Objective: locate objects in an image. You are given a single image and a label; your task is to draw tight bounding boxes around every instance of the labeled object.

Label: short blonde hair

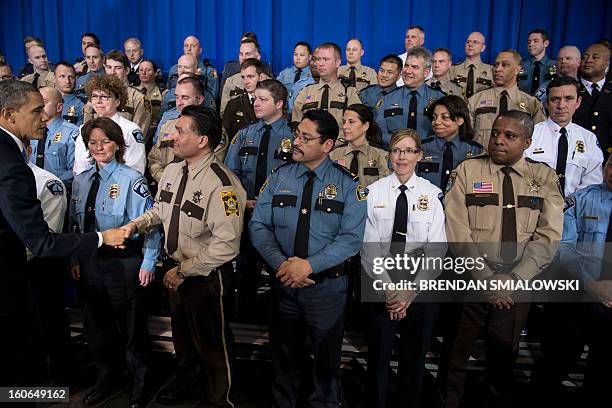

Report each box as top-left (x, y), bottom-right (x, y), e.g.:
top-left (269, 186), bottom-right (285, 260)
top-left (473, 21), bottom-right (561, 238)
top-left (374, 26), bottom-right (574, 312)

top-left (389, 128), bottom-right (422, 150)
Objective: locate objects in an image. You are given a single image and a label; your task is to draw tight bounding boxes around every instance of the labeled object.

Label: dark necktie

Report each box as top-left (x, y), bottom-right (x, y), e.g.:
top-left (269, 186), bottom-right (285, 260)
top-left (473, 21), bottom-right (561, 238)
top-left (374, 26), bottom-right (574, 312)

top-left (141, 86), bottom-right (147, 96)
top-left (607, 210), bottom-right (612, 243)
top-left (293, 68), bottom-right (302, 83)
top-left (440, 141), bottom-right (454, 190)
top-left (254, 124), bottom-right (272, 197)
top-left (499, 90), bottom-right (509, 114)
top-left (391, 185), bottom-right (409, 245)
top-left (32, 72), bottom-right (40, 88)
top-left (466, 64), bottom-right (475, 98)
top-left (36, 127), bottom-right (49, 168)
top-left (294, 171), bottom-right (316, 258)
top-left (167, 165), bottom-right (189, 255)
top-left (349, 66), bottom-right (357, 87)
top-left (250, 96), bottom-right (255, 105)
top-left (83, 172), bottom-right (101, 233)
top-left (320, 84), bottom-right (329, 110)
top-left (555, 127), bottom-right (568, 196)
top-left (431, 80), bottom-right (441, 89)
top-left (407, 90), bottom-right (418, 130)
top-left (501, 166), bottom-right (517, 261)
top-left (350, 150), bottom-right (360, 176)
top-left (531, 61), bottom-right (541, 94)
top-left (591, 83), bottom-right (600, 99)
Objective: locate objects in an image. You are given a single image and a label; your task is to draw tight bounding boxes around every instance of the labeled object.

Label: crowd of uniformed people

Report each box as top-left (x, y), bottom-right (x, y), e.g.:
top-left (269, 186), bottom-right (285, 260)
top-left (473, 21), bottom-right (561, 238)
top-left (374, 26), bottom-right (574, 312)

top-left (0, 25), bottom-right (611, 408)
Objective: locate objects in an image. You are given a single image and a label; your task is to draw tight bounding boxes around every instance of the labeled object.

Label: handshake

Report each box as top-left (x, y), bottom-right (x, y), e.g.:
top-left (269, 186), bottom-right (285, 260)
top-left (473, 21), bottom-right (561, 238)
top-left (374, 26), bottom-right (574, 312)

top-left (100, 222), bottom-right (138, 247)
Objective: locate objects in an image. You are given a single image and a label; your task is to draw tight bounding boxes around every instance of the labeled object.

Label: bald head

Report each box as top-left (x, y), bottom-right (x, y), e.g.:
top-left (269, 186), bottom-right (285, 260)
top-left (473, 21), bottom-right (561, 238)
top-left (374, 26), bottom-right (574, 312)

top-left (557, 46), bottom-right (581, 78)
top-left (27, 45), bottom-right (49, 71)
top-left (183, 36), bottom-right (202, 58)
top-left (581, 43), bottom-right (611, 81)
top-left (40, 86), bottom-right (63, 119)
top-left (177, 54), bottom-right (198, 76)
top-left (465, 32), bottom-right (486, 59)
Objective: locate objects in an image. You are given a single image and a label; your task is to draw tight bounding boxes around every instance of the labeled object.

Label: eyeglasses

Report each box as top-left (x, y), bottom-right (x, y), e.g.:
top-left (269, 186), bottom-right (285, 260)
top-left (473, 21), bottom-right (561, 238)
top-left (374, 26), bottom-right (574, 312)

top-left (390, 147), bottom-right (421, 156)
top-left (295, 134), bottom-right (322, 144)
top-left (90, 94), bottom-right (113, 101)
top-left (88, 139), bottom-right (114, 147)
top-left (466, 40), bottom-right (482, 46)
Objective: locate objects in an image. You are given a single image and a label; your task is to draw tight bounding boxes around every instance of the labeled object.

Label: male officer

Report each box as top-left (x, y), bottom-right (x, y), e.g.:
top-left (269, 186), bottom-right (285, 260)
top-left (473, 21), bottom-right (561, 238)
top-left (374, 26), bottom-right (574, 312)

top-left (397, 25), bottom-right (426, 86)
top-left (440, 110), bottom-right (564, 408)
top-left (573, 43), bottom-right (612, 160)
top-left (360, 55), bottom-right (402, 108)
top-left (250, 109), bottom-right (367, 407)
top-left (29, 87), bottom-right (77, 190)
top-left (124, 38), bottom-right (144, 87)
top-left (450, 32), bottom-right (494, 99)
top-left (535, 46), bottom-right (581, 102)
top-left (21, 45), bottom-right (55, 88)
top-left (277, 41), bottom-right (315, 116)
top-left (292, 42), bottom-right (361, 132)
top-left (74, 33), bottom-right (100, 75)
top-left (54, 62), bottom-right (85, 126)
top-left (428, 48), bottom-right (464, 96)
top-left (0, 62), bottom-right (14, 81)
top-left (518, 29), bottom-right (557, 95)
top-left (162, 54), bottom-right (216, 113)
top-left (338, 39), bottom-right (377, 92)
top-left (374, 47), bottom-right (444, 148)
top-left (525, 76), bottom-right (603, 196)
top-left (18, 36), bottom-right (43, 77)
top-left (220, 39), bottom-right (264, 115)
top-left (83, 50), bottom-right (152, 132)
top-left (123, 105), bottom-right (245, 408)
top-left (75, 44), bottom-right (104, 91)
top-left (468, 49), bottom-right (546, 147)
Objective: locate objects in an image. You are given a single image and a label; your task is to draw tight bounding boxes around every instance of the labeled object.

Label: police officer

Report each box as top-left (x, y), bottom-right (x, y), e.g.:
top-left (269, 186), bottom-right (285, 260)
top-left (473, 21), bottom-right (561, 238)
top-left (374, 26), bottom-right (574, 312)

top-left (397, 26), bottom-right (426, 86)
top-left (54, 62), bottom-right (85, 126)
top-left (427, 48), bottom-right (464, 97)
top-left (71, 117), bottom-right (161, 408)
top-left (525, 76), bottom-right (603, 196)
top-left (124, 37), bottom-right (144, 87)
top-left (277, 41), bottom-right (315, 116)
top-left (249, 109), bottom-right (367, 407)
top-left (222, 58), bottom-right (265, 137)
top-left (123, 105), bottom-right (245, 408)
top-left (0, 62), bottom-right (14, 81)
top-left (439, 111), bottom-right (564, 408)
top-left (518, 29), bottom-right (557, 95)
top-left (292, 42), bottom-right (361, 132)
top-left (375, 47), bottom-right (445, 148)
top-left (74, 33), bottom-right (100, 75)
top-left (75, 44), bottom-right (104, 91)
top-left (137, 59), bottom-right (163, 139)
top-left (338, 39), bottom-right (378, 92)
top-left (449, 32), bottom-right (493, 99)
top-left (29, 87), bottom-right (77, 190)
top-left (359, 55), bottom-right (402, 108)
top-left (162, 54), bottom-right (216, 113)
top-left (534, 46), bottom-right (581, 103)
top-left (20, 45), bottom-right (55, 88)
top-left (418, 95), bottom-right (483, 190)
top-left (468, 49), bottom-right (546, 148)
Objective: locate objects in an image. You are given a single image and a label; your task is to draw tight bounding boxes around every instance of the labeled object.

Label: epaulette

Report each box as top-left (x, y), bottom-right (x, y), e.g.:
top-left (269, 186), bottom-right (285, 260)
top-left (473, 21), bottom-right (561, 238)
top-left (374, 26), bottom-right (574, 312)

top-left (129, 85), bottom-right (145, 95)
top-left (466, 139), bottom-right (484, 149)
top-left (386, 86), bottom-right (403, 96)
top-left (421, 136), bottom-right (435, 144)
top-left (525, 157), bottom-right (553, 168)
top-left (360, 84), bottom-right (377, 92)
top-left (332, 141), bottom-right (349, 150)
top-left (271, 161), bottom-right (293, 174)
top-left (452, 60), bottom-right (465, 66)
top-left (332, 162), bottom-right (359, 182)
top-left (302, 83), bottom-right (317, 91)
top-left (467, 153), bottom-right (489, 160)
top-left (210, 163), bottom-right (231, 186)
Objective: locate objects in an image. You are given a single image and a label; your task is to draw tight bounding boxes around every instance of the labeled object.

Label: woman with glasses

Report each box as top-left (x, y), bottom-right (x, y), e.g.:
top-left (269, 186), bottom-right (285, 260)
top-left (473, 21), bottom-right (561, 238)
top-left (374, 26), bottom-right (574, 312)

top-left (330, 103), bottom-right (391, 186)
top-left (363, 128), bottom-right (446, 408)
top-left (73, 74), bottom-right (146, 175)
top-left (417, 95), bottom-right (483, 191)
top-left (71, 117), bottom-right (161, 408)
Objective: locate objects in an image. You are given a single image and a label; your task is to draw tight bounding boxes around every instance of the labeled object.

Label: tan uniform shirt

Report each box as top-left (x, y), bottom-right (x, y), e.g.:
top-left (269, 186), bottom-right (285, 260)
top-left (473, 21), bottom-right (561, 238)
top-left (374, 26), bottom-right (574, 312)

top-left (292, 79), bottom-right (361, 130)
top-left (220, 73), bottom-right (244, 117)
top-left (84, 84), bottom-right (152, 131)
top-left (338, 63), bottom-right (378, 92)
top-left (468, 85), bottom-right (546, 147)
top-left (21, 70), bottom-right (55, 88)
top-left (427, 75), bottom-right (464, 97)
top-left (141, 82), bottom-right (163, 127)
top-left (329, 142), bottom-right (391, 186)
top-left (133, 153), bottom-right (246, 278)
top-left (445, 155), bottom-right (563, 280)
top-left (449, 59), bottom-right (494, 95)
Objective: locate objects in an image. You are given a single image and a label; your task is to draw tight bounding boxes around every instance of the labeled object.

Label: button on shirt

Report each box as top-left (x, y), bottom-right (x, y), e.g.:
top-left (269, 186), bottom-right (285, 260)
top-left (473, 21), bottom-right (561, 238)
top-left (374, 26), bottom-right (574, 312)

top-left (524, 119), bottom-right (604, 196)
top-left (249, 158), bottom-right (367, 274)
top-left (277, 65), bottom-right (316, 115)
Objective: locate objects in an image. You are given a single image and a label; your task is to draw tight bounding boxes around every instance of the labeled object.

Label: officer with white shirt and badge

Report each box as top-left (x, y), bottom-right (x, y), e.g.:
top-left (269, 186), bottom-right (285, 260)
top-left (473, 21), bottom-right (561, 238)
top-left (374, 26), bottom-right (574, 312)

top-left (525, 76), bottom-right (603, 196)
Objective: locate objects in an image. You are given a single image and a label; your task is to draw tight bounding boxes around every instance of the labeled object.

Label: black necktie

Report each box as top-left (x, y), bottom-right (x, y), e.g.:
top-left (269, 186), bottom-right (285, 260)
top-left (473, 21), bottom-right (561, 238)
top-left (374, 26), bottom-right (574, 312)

top-left (350, 150), bottom-right (360, 176)
top-left (349, 66), bottom-right (357, 87)
top-left (32, 72), bottom-right (40, 89)
top-left (531, 61), bottom-right (541, 94)
top-left (391, 185), bottom-right (408, 244)
top-left (320, 84), bottom-right (329, 110)
top-left (556, 127), bottom-right (568, 196)
top-left (254, 124), bottom-right (271, 197)
top-left (294, 171), bottom-right (316, 258)
top-left (499, 90), bottom-right (509, 114)
top-left (293, 68), bottom-right (302, 83)
top-left (407, 90), bottom-right (418, 130)
top-left (440, 141), bottom-right (454, 190)
top-left (466, 64), bottom-right (475, 98)
top-left (83, 172), bottom-right (101, 233)
top-left (167, 165), bottom-right (189, 255)
top-left (591, 83), bottom-right (600, 99)
top-left (36, 128), bottom-right (49, 168)
top-left (250, 96), bottom-right (255, 105)
top-left (141, 87), bottom-right (147, 96)
top-left (501, 166), bottom-right (517, 261)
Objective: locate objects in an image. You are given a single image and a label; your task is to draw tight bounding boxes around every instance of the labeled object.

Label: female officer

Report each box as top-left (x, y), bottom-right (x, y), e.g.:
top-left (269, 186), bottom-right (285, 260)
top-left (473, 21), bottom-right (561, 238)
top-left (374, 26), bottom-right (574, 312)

top-left (417, 94), bottom-right (483, 191)
top-left (363, 129), bottom-right (446, 408)
top-left (330, 103), bottom-right (390, 186)
top-left (71, 117), bottom-right (161, 408)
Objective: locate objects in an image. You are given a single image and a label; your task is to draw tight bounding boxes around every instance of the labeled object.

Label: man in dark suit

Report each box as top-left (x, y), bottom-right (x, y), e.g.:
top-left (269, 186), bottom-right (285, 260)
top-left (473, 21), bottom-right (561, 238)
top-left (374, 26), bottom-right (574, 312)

top-left (0, 80), bottom-right (126, 385)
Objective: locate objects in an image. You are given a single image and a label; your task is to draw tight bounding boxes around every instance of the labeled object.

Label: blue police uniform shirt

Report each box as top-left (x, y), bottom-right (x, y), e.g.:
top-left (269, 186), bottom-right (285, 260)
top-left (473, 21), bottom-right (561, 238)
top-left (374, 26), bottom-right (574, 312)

top-left (374, 83), bottom-right (445, 148)
top-left (417, 134), bottom-right (483, 189)
top-left (249, 157), bottom-right (367, 274)
top-left (359, 84), bottom-right (397, 108)
top-left (518, 55), bottom-right (556, 94)
top-left (71, 160), bottom-right (162, 272)
top-left (224, 118), bottom-right (294, 199)
top-left (166, 62), bottom-right (219, 99)
top-left (61, 92), bottom-right (85, 126)
top-left (152, 108), bottom-right (179, 145)
top-left (277, 66), bottom-right (315, 115)
top-left (75, 68), bottom-right (104, 91)
top-left (29, 117), bottom-right (78, 188)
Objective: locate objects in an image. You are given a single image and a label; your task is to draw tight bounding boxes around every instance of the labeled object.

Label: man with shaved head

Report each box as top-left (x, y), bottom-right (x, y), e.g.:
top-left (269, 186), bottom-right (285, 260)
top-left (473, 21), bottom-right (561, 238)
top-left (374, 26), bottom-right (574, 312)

top-left (338, 38), bottom-right (377, 91)
top-left (21, 45), bottom-right (55, 88)
top-left (449, 31), bottom-right (494, 98)
top-left (161, 53), bottom-right (216, 113)
top-left (535, 45), bottom-right (582, 102)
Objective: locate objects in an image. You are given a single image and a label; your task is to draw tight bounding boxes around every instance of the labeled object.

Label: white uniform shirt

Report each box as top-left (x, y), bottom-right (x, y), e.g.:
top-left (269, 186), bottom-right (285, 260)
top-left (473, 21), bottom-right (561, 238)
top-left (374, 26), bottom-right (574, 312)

top-left (73, 113), bottom-right (146, 175)
top-left (525, 118), bottom-right (603, 196)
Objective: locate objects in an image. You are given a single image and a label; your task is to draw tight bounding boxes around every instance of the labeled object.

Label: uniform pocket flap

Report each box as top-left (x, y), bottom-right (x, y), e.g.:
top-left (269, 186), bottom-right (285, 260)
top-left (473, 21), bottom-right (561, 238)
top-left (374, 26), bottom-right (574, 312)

top-left (315, 199), bottom-right (344, 214)
top-left (517, 195), bottom-right (543, 210)
top-left (239, 146), bottom-right (258, 156)
top-left (302, 102), bottom-right (318, 110)
top-left (181, 200), bottom-right (204, 220)
top-left (272, 194), bottom-right (297, 208)
top-left (330, 101), bottom-right (346, 109)
top-left (474, 106), bottom-right (497, 115)
top-left (384, 108), bottom-right (404, 117)
top-left (363, 167), bottom-right (379, 176)
top-left (159, 189), bottom-right (173, 203)
top-left (466, 193), bottom-right (499, 207)
top-left (417, 162), bottom-right (440, 173)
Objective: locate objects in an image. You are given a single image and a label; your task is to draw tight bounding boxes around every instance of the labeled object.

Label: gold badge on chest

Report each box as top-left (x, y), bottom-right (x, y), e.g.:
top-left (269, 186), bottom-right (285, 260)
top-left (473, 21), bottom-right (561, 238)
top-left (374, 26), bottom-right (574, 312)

top-left (281, 138), bottom-right (292, 153)
top-left (109, 183), bottom-right (120, 199)
top-left (324, 184), bottom-right (337, 199)
top-left (528, 179), bottom-right (541, 193)
top-left (417, 194), bottom-right (429, 211)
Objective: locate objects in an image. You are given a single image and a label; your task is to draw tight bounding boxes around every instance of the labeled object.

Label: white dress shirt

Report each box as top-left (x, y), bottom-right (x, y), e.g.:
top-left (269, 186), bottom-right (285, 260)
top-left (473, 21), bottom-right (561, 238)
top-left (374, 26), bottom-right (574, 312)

top-left (580, 77), bottom-right (606, 95)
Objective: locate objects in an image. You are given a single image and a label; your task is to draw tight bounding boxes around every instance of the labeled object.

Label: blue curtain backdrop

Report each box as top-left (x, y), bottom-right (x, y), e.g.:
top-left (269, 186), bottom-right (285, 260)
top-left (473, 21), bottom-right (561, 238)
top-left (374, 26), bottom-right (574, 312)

top-left (1, 0), bottom-right (611, 75)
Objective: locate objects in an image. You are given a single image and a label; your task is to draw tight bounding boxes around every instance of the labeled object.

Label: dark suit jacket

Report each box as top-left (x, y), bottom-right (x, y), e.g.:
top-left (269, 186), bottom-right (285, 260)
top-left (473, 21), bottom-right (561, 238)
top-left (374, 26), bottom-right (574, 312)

top-left (222, 93), bottom-right (257, 139)
top-left (573, 79), bottom-right (612, 160)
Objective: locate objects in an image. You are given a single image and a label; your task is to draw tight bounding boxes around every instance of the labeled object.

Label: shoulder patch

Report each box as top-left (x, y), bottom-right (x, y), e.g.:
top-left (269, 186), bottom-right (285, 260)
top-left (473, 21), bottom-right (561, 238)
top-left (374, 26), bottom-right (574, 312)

top-left (332, 162), bottom-right (359, 182)
top-left (220, 190), bottom-right (240, 217)
top-left (210, 162), bottom-right (231, 186)
top-left (132, 129), bottom-right (144, 143)
top-left (445, 171), bottom-right (457, 193)
top-left (356, 184), bottom-right (368, 201)
top-left (563, 195), bottom-right (576, 212)
top-left (45, 179), bottom-right (65, 196)
top-left (132, 178), bottom-right (152, 199)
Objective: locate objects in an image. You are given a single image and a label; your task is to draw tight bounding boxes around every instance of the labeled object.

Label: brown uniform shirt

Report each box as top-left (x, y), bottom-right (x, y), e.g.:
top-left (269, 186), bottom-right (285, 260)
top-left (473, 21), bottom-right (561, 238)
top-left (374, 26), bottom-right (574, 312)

top-left (338, 64), bottom-right (378, 92)
top-left (84, 83), bottom-right (152, 131)
top-left (141, 83), bottom-right (163, 125)
top-left (220, 72), bottom-right (244, 117)
top-left (222, 93), bottom-right (257, 142)
top-left (449, 59), bottom-right (494, 95)
top-left (21, 70), bottom-right (55, 88)
top-left (329, 142), bottom-right (391, 186)
top-left (427, 75), bottom-right (464, 97)
top-left (133, 153), bottom-right (246, 278)
top-left (445, 155), bottom-right (563, 280)
top-left (468, 85), bottom-right (546, 147)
